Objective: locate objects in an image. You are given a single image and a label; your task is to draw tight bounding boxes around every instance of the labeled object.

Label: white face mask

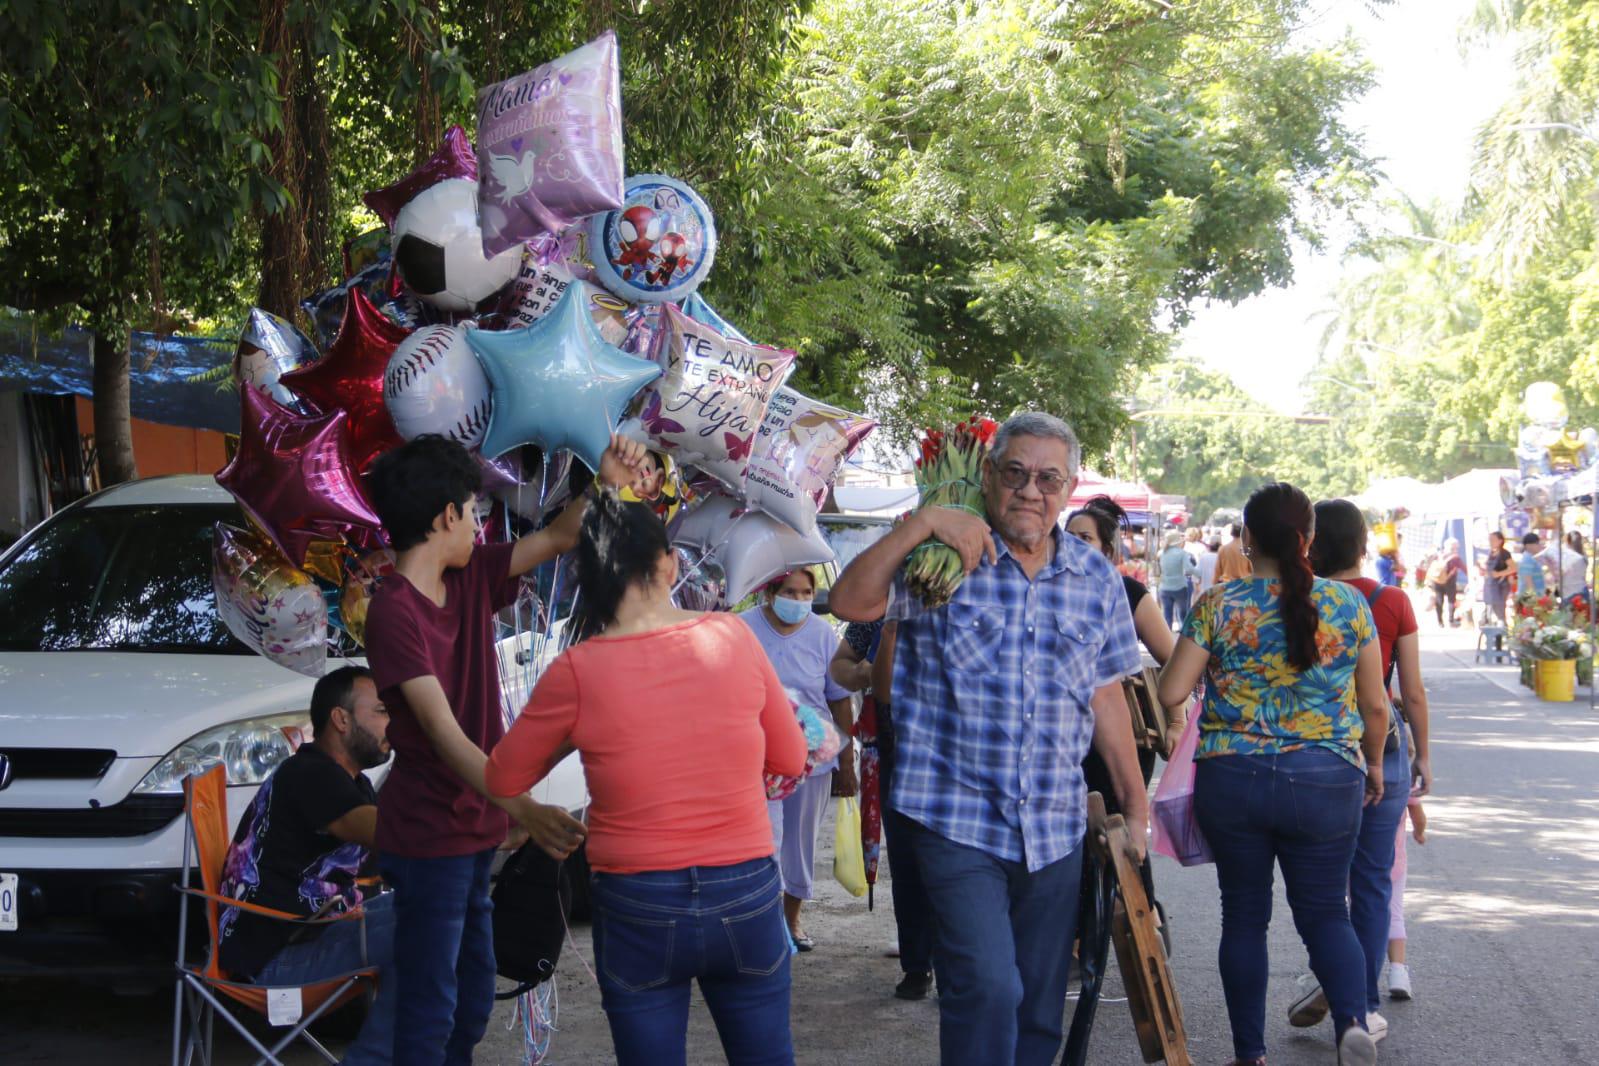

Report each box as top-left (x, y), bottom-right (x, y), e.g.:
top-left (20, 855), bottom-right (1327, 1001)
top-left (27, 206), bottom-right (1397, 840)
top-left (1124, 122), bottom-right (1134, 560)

top-left (771, 594), bottom-right (812, 625)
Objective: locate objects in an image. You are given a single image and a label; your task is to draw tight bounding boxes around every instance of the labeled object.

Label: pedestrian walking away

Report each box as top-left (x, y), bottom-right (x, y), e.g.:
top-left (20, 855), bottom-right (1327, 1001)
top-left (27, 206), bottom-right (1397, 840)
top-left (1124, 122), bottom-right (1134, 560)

top-left (830, 411), bottom-right (1148, 1066)
top-left (1284, 498), bottom-right (1435, 1045)
top-left (1157, 482), bottom-right (1391, 1066)
top-left (1159, 530), bottom-right (1201, 629)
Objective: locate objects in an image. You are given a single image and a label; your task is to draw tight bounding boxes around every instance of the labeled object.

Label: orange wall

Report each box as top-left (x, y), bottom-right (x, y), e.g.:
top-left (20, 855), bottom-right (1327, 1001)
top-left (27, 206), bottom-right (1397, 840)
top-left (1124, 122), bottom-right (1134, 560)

top-left (74, 396), bottom-right (229, 478)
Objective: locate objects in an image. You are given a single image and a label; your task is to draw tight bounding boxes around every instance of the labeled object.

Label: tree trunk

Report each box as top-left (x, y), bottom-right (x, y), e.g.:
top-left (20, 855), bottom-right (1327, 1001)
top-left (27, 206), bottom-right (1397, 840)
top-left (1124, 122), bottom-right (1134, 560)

top-left (256, 0), bottom-right (331, 317)
top-left (91, 329), bottom-right (137, 486)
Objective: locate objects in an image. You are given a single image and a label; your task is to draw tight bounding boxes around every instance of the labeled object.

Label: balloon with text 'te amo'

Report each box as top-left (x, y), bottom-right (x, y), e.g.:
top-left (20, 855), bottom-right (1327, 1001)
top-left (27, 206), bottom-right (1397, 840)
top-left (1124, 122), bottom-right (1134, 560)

top-left (217, 386), bottom-right (383, 567)
top-left (627, 303), bottom-right (794, 486)
top-left (587, 174), bottom-right (717, 305)
top-left (383, 324), bottom-right (493, 449)
top-left (212, 522), bottom-right (328, 677)
top-left (475, 31), bottom-right (626, 258)
top-left (467, 281), bottom-right (662, 472)
top-left (281, 287), bottom-right (411, 471)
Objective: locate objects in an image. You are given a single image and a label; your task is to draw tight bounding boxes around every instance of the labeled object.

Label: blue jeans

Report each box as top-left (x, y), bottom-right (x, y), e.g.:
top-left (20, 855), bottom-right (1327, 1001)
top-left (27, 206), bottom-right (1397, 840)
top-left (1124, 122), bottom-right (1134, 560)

top-left (1351, 728), bottom-right (1411, 1012)
top-left (907, 819), bottom-right (1082, 1066)
top-left (253, 892), bottom-right (395, 1065)
top-left (1195, 750), bottom-right (1367, 1060)
top-left (379, 849), bottom-right (497, 1066)
top-left (591, 857), bottom-right (794, 1066)
top-left (1160, 587), bottom-right (1190, 628)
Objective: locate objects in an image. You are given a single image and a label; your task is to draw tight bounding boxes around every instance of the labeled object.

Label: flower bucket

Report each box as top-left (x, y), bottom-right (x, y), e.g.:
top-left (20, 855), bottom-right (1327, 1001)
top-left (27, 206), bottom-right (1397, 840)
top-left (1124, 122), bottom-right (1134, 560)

top-left (1536, 659), bottom-right (1576, 702)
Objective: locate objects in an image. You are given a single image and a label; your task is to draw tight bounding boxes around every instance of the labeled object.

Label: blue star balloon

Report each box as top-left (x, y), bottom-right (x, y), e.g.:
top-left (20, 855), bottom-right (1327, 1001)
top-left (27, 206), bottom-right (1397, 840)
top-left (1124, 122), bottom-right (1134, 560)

top-left (468, 281), bottom-right (663, 470)
top-left (679, 292), bottom-right (750, 343)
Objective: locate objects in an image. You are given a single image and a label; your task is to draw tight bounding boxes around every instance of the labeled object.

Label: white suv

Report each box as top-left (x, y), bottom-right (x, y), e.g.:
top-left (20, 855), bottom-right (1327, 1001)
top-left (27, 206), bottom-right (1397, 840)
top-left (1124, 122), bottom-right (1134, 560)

top-left (0, 475), bottom-right (584, 980)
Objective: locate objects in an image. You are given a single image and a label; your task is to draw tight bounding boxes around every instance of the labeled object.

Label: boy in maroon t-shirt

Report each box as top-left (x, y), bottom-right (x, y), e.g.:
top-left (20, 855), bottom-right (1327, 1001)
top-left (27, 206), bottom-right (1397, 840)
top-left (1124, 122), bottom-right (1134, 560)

top-left (363, 433), bottom-right (644, 1066)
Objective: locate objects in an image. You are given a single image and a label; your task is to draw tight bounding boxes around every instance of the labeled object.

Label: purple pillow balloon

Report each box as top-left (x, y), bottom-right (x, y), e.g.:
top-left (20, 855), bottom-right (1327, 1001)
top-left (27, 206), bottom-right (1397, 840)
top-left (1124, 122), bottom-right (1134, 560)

top-left (475, 32), bottom-right (625, 258)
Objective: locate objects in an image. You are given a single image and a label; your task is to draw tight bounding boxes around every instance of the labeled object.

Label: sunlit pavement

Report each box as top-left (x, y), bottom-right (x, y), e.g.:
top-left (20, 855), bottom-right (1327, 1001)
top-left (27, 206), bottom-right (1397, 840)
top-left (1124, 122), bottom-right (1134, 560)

top-left (4, 624), bottom-right (1596, 1063)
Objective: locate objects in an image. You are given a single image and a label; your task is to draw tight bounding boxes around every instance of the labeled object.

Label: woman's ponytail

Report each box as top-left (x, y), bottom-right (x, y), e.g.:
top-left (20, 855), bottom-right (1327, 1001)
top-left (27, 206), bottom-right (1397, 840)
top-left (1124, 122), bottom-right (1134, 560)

top-left (1244, 482), bottom-right (1320, 671)
top-left (569, 488), bottom-right (671, 641)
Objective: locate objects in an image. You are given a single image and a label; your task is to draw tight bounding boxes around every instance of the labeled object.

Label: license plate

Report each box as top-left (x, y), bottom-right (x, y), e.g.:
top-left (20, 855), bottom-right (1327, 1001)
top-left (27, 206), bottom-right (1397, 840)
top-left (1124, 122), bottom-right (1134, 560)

top-left (0, 873), bottom-right (16, 932)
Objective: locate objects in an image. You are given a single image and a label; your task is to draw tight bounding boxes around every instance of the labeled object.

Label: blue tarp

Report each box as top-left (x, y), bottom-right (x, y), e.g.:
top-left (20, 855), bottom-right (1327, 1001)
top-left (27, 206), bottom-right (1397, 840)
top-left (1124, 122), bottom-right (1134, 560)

top-left (0, 321), bottom-right (238, 433)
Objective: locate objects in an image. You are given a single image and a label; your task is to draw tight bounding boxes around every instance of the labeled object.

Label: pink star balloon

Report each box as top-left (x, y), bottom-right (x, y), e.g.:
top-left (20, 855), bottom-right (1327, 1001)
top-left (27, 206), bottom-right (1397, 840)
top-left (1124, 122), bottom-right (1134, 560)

top-left (282, 287), bottom-right (412, 470)
top-left (363, 125), bottom-right (480, 228)
top-left (217, 385), bottom-right (382, 566)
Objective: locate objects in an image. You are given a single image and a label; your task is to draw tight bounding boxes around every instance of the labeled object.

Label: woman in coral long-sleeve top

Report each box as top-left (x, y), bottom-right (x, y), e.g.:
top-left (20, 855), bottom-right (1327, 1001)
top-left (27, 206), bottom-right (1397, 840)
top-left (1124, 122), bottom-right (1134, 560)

top-left (486, 491), bottom-right (806, 1066)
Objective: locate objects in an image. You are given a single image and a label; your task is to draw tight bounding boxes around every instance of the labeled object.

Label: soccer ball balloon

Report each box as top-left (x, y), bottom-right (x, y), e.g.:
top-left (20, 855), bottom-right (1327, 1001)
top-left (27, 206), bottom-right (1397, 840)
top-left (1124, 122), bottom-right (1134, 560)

top-left (392, 178), bottom-right (521, 312)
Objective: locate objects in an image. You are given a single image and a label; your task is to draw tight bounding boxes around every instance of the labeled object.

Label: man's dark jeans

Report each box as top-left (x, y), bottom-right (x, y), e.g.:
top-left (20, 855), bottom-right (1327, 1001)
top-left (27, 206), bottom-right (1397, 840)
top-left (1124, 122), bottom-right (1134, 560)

top-left (379, 848), bottom-right (497, 1066)
top-left (907, 819), bottom-right (1082, 1066)
top-left (1195, 750), bottom-right (1367, 1061)
top-left (590, 857), bottom-right (794, 1066)
top-left (878, 704), bottom-right (936, 976)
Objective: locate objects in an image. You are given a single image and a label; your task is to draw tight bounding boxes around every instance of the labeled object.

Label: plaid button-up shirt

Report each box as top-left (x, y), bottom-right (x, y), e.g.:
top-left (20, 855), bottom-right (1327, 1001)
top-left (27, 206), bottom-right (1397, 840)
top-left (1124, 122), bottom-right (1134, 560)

top-left (887, 530), bottom-right (1141, 871)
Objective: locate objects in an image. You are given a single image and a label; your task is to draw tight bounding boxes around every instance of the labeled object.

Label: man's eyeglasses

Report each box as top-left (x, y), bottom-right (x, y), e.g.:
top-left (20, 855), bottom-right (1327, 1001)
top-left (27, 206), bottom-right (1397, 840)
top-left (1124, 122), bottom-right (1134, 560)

top-left (994, 463), bottom-right (1068, 496)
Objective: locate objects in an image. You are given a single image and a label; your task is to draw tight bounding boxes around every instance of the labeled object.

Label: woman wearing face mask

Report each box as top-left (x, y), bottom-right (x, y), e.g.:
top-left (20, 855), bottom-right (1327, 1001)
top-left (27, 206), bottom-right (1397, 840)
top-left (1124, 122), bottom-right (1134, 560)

top-left (740, 569), bottom-right (855, 951)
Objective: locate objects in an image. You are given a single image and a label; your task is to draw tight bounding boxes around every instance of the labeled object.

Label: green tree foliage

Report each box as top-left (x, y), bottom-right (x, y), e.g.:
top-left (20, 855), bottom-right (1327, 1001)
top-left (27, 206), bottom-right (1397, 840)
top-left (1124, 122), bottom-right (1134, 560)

top-left (1, 0), bottom-right (1373, 484)
top-left (717, 0), bottom-right (1376, 451)
top-left (1110, 356), bottom-right (1360, 519)
top-left (1302, 0), bottom-right (1599, 495)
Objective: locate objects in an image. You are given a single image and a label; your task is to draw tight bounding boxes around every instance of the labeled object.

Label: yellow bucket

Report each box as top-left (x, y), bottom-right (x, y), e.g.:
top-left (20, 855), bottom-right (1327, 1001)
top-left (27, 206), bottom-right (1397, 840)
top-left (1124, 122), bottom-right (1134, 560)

top-left (1536, 659), bottom-right (1576, 702)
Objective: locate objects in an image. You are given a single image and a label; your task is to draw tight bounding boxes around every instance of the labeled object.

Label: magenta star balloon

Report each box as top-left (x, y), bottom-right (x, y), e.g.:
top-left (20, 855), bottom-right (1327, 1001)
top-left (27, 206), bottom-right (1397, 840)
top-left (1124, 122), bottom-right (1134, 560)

top-left (281, 287), bottom-right (412, 470)
top-left (217, 385), bottom-right (383, 566)
top-left (363, 124), bottom-right (480, 228)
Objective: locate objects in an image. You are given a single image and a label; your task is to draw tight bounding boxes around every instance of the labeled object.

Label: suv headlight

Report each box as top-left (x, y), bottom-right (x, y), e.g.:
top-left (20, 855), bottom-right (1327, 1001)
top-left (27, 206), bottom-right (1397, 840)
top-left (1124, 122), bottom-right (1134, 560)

top-left (133, 713), bottom-right (308, 794)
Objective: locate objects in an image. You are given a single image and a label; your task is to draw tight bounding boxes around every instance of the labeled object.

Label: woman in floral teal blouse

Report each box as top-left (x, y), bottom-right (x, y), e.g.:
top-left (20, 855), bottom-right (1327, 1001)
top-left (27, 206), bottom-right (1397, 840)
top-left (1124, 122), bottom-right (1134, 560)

top-left (1158, 483), bottom-right (1390, 1066)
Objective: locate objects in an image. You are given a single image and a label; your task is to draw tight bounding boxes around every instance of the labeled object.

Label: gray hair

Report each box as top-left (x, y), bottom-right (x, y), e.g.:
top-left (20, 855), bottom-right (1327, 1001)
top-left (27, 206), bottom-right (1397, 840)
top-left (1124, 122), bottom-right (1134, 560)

top-left (989, 412), bottom-right (1080, 478)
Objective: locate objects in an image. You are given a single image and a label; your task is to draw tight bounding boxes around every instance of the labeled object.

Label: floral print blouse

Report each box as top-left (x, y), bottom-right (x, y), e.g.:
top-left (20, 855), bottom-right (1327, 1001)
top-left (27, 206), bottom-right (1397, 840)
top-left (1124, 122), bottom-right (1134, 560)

top-left (1182, 576), bottom-right (1375, 768)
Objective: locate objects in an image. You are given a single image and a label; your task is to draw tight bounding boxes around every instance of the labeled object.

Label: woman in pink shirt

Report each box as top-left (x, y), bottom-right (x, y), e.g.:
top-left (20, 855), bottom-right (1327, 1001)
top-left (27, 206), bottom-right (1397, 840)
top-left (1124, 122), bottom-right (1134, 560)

top-left (486, 491), bottom-right (807, 1066)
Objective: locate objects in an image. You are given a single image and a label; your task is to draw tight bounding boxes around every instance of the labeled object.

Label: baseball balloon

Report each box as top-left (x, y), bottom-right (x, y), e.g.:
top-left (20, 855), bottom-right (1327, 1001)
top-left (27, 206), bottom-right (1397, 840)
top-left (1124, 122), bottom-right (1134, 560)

top-left (383, 325), bottom-right (493, 448)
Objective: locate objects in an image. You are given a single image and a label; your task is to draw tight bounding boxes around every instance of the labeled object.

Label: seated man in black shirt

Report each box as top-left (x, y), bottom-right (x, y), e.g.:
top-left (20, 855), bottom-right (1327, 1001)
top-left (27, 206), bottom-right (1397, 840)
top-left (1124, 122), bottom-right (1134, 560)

top-left (218, 665), bottom-right (395, 1064)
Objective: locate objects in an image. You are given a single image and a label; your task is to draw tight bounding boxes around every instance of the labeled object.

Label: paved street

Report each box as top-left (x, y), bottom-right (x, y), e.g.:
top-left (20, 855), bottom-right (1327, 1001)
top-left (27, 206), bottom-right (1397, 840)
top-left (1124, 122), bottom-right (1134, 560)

top-left (5, 627), bottom-right (1597, 1064)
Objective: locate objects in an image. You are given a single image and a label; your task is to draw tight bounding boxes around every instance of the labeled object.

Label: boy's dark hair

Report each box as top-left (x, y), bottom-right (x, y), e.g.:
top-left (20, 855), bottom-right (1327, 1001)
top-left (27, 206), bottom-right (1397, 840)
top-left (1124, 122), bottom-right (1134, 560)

top-left (1230, 523), bottom-right (1243, 538)
top-left (1523, 533), bottom-right (1541, 547)
top-left (311, 665), bottom-right (374, 734)
top-left (366, 435), bottom-right (482, 551)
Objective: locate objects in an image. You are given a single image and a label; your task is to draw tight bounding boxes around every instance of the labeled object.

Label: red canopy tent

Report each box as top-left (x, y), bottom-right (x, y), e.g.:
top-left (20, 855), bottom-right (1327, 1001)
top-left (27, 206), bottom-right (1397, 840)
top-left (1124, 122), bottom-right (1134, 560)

top-left (1068, 470), bottom-right (1157, 515)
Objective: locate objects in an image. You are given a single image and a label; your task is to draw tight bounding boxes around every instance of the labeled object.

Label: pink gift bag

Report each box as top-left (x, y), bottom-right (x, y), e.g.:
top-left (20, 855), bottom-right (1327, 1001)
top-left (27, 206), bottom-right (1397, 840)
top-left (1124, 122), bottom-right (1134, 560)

top-left (1151, 705), bottom-right (1213, 866)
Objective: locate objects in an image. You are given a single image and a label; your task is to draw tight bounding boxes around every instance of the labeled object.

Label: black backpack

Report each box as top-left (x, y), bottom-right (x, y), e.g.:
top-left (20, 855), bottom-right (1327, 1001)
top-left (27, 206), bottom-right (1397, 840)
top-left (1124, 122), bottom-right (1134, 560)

top-left (491, 842), bottom-right (572, 997)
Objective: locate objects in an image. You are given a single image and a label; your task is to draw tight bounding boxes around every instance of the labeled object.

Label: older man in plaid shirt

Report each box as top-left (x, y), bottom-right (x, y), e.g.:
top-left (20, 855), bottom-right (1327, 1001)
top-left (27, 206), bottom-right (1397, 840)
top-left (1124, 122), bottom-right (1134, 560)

top-left (832, 412), bottom-right (1148, 1066)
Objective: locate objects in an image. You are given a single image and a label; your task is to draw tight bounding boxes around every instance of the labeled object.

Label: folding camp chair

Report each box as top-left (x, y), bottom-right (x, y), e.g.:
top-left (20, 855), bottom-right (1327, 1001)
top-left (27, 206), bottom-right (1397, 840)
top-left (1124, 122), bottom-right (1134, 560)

top-left (171, 765), bottom-right (378, 1066)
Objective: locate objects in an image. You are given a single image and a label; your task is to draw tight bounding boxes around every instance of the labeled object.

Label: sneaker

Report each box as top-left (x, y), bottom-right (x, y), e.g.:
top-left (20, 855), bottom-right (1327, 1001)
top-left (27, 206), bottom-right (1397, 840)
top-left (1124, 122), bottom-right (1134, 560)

top-left (894, 971), bottom-right (933, 1001)
top-left (1337, 1025), bottom-right (1377, 1066)
top-left (1387, 963), bottom-right (1413, 1001)
top-left (1287, 975), bottom-right (1330, 1028)
top-left (1366, 1011), bottom-right (1388, 1042)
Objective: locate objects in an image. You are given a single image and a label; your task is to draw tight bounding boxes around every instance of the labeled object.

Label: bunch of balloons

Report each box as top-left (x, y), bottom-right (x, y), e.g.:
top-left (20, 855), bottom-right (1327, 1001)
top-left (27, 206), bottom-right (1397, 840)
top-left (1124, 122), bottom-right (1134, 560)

top-left (213, 30), bottom-right (877, 674)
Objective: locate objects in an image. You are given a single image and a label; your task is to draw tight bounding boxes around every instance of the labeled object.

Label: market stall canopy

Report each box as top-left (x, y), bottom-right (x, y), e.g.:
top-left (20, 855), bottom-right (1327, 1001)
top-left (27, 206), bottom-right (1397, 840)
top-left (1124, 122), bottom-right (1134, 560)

top-left (0, 319), bottom-right (237, 432)
top-left (1068, 470), bottom-right (1156, 512)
